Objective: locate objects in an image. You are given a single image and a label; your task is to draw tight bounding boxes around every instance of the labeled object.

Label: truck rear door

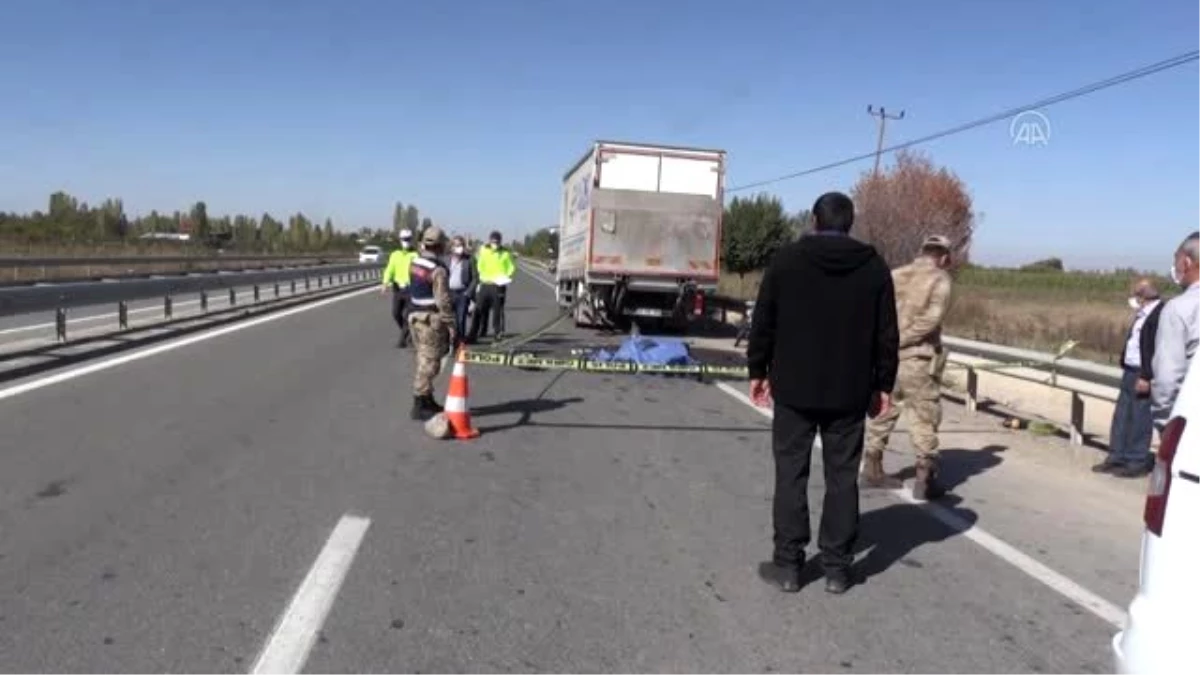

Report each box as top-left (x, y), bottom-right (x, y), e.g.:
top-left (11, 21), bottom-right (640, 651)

top-left (590, 144), bottom-right (723, 280)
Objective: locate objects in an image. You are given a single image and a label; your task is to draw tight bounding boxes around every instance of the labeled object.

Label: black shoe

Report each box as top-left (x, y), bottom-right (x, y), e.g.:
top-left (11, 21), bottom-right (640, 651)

top-left (410, 396), bottom-right (425, 421)
top-left (757, 562), bottom-right (802, 593)
top-left (1092, 460), bottom-right (1125, 474)
top-left (1114, 463), bottom-right (1152, 479)
top-left (824, 572), bottom-right (852, 595)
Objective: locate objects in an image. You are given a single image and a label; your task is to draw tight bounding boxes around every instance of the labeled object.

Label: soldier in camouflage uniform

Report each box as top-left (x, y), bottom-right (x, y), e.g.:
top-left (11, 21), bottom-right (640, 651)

top-left (406, 226), bottom-right (457, 421)
top-left (864, 234), bottom-right (954, 501)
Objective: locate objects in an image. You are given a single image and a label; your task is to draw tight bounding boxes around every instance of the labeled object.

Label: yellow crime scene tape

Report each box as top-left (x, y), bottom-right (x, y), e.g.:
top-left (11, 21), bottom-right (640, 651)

top-left (459, 349), bottom-right (752, 380)
top-left (464, 293), bottom-right (1080, 384)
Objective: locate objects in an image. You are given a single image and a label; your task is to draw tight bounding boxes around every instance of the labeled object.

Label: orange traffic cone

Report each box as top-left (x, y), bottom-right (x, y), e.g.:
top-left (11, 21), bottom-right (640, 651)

top-left (444, 348), bottom-right (481, 440)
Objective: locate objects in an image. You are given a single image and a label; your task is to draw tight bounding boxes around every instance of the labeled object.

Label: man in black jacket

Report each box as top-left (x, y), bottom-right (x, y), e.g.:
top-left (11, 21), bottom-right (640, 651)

top-left (1094, 278), bottom-right (1163, 477)
top-left (747, 191), bottom-right (899, 595)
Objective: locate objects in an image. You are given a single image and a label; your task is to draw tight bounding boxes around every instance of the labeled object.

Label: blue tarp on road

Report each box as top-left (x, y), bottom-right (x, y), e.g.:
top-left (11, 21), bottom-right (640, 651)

top-left (587, 336), bottom-right (698, 366)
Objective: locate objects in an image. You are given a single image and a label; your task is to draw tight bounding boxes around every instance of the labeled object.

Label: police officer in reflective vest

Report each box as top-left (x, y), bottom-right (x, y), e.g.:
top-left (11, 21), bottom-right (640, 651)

top-left (407, 226), bottom-right (456, 420)
top-left (381, 229), bottom-right (418, 347)
top-left (469, 230), bottom-right (517, 342)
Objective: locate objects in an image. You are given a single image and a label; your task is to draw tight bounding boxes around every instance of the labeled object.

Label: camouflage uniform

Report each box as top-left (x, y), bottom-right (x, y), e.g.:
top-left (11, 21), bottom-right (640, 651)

top-left (866, 251), bottom-right (953, 462)
top-left (407, 227), bottom-right (457, 419)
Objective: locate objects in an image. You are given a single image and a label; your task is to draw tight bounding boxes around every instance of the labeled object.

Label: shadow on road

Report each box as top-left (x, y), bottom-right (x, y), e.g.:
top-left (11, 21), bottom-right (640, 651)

top-left (472, 370), bottom-right (583, 433)
top-left (854, 499), bottom-right (980, 583)
top-left (892, 444), bottom-right (1006, 491)
top-left (472, 397), bottom-right (584, 419)
top-left (525, 421), bottom-right (768, 433)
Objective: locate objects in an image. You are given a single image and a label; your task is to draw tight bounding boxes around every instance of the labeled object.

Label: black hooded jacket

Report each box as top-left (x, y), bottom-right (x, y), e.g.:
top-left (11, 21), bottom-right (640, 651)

top-left (746, 233), bottom-right (899, 415)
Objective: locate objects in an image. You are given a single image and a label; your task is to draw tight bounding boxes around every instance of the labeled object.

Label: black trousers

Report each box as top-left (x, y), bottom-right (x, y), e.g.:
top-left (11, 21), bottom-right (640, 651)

top-left (772, 403), bottom-right (865, 573)
top-left (469, 283), bottom-right (506, 340)
top-left (391, 286), bottom-right (411, 344)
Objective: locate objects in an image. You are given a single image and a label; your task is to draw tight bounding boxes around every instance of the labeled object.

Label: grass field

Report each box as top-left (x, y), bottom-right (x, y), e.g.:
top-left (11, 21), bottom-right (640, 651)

top-left (718, 266), bottom-right (1174, 365)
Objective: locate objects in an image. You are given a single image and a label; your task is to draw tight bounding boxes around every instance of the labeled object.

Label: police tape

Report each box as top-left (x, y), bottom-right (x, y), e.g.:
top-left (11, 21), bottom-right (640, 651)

top-left (460, 349), bottom-right (752, 379)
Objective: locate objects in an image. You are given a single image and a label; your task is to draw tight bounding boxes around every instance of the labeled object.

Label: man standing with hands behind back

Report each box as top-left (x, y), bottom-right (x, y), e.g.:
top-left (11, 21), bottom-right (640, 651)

top-left (747, 191), bottom-right (899, 596)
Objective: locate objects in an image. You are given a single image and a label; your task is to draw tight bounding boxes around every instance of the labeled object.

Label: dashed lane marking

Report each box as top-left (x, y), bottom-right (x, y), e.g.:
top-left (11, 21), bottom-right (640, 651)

top-left (251, 513), bottom-right (371, 674)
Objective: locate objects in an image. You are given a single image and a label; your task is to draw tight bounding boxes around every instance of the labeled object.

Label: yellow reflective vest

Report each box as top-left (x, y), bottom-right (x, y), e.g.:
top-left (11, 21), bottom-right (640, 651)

top-left (476, 245), bottom-right (516, 284)
top-left (382, 249), bottom-right (418, 288)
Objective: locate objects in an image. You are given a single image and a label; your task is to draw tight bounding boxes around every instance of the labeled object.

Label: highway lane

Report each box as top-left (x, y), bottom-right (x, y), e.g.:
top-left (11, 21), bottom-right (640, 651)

top-left (0, 265), bottom-right (1136, 672)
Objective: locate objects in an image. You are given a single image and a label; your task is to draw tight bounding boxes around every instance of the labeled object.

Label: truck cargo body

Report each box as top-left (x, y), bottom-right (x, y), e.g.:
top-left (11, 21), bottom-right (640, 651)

top-left (555, 140), bottom-right (725, 331)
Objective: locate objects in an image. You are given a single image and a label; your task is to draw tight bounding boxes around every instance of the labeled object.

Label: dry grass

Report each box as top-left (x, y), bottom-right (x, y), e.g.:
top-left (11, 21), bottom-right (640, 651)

top-left (717, 267), bottom-right (1145, 364)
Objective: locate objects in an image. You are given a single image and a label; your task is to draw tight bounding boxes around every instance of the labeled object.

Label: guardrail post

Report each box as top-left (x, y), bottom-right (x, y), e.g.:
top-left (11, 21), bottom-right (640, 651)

top-left (229, 288), bottom-right (237, 306)
top-left (118, 301), bottom-right (129, 330)
top-left (305, 277), bottom-right (311, 291)
top-left (291, 279), bottom-right (297, 295)
top-left (318, 276), bottom-right (323, 289)
top-left (55, 308), bottom-right (67, 342)
top-left (164, 295), bottom-right (173, 319)
top-left (1070, 392), bottom-right (1085, 446)
top-left (274, 283), bottom-right (280, 298)
top-left (965, 367), bottom-right (979, 413)
top-left (253, 285), bottom-right (261, 302)
top-left (200, 291), bottom-right (208, 313)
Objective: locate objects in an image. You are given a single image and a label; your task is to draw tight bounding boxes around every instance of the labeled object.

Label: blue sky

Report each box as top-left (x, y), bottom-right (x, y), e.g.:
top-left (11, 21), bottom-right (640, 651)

top-left (0, 0), bottom-right (1196, 270)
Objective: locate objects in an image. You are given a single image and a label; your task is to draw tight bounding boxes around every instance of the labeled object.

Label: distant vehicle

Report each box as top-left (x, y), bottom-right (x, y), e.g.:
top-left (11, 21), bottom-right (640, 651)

top-left (554, 140), bottom-right (725, 334)
top-left (359, 246), bottom-right (383, 264)
top-left (1113, 355), bottom-right (1199, 673)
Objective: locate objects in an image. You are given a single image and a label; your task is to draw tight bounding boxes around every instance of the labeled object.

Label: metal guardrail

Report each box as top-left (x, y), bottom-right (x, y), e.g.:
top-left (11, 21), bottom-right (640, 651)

top-left (708, 293), bottom-right (1123, 447)
top-left (0, 263), bottom-right (379, 319)
top-left (0, 254), bottom-right (350, 268)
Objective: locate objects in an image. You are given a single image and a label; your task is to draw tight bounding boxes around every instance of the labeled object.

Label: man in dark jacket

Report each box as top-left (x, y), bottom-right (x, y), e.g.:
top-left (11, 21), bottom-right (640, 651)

top-left (1094, 278), bottom-right (1163, 477)
top-left (747, 191), bottom-right (899, 595)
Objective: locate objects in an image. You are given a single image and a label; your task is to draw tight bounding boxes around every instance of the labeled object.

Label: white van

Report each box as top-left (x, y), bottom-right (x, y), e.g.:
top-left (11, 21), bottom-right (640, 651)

top-left (1113, 355), bottom-right (1199, 673)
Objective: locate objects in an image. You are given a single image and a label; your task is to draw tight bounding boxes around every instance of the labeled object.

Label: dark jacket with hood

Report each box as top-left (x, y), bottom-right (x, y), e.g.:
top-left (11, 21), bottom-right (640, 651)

top-left (747, 233), bottom-right (899, 416)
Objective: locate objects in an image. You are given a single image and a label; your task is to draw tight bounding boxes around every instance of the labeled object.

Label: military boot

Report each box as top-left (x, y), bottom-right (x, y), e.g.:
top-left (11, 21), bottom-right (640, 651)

top-left (422, 394), bottom-right (444, 414)
top-left (912, 457), bottom-right (947, 501)
top-left (861, 453), bottom-right (902, 489)
top-left (410, 396), bottom-right (426, 421)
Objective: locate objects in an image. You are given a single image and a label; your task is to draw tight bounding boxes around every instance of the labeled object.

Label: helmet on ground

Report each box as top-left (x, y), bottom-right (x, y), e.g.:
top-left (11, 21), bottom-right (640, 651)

top-left (424, 412), bottom-right (450, 439)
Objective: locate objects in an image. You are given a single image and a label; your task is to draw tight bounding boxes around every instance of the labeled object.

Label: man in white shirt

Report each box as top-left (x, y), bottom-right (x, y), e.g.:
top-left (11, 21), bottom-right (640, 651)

top-left (1094, 278), bottom-right (1163, 477)
top-left (1151, 232), bottom-right (1200, 430)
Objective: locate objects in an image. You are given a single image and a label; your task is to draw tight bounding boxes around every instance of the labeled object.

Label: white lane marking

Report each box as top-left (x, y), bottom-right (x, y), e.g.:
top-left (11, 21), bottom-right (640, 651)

top-left (0, 286), bottom-right (376, 403)
top-left (518, 264), bottom-right (556, 290)
top-left (713, 380), bottom-right (1127, 629)
top-left (251, 513), bottom-right (371, 675)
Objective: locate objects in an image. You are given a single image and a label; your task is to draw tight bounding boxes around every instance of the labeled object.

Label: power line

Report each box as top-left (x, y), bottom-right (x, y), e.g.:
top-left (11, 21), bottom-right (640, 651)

top-left (728, 50), bottom-right (1200, 193)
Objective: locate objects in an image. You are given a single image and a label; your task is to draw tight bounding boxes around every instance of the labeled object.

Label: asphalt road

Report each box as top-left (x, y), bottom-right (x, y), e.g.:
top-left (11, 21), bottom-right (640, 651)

top-left (0, 264), bottom-right (1141, 673)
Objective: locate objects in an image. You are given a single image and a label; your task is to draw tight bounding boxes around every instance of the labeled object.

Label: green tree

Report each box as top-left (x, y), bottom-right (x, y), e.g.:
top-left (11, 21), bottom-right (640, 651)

top-left (721, 193), bottom-right (794, 281)
top-left (288, 213), bottom-right (312, 249)
top-left (403, 205), bottom-right (420, 234)
top-left (189, 201), bottom-right (210, 239)
top-left (393, 202), bottom-right (405, 234)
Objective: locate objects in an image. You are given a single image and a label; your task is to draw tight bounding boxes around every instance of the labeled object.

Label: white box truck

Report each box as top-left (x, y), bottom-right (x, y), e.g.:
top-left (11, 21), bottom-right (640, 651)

top-left (555, 140), bottom-right (725, 332)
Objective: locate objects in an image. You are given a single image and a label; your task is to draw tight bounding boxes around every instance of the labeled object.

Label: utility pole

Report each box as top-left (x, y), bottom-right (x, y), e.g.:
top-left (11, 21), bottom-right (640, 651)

top-left (867, 105), bottom-right (905, 177)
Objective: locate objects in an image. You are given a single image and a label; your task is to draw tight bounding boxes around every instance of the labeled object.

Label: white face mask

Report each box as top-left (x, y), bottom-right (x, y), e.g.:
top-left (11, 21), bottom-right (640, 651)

top-left (1170, 263), bottom-right (1182, 286)
top-left (400, 240), bottom-right (412, 250)
top-left (453, 246), bottom-right (465, 255)
top-left (1128, 296), bottom-right (1141, 310)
